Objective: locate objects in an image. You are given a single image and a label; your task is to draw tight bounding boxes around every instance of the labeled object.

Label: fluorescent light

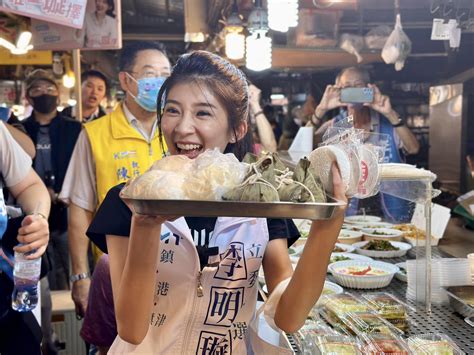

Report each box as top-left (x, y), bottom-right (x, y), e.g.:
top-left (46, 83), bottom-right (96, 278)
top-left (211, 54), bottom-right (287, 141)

top-left (225, 32), bottom-right (245, 60)
top-left (62, 72), bottom-right (75, 88)
top-left (67, 99), bottom-right (77, 106)
top-left (270, 94), bottom-right (285, 100)
top-left (268, 0), bottom-right (299, 33)
top-left (246, 32), bottom-right (272, 71)
top-left (16, 31), bottom-right (32, 49)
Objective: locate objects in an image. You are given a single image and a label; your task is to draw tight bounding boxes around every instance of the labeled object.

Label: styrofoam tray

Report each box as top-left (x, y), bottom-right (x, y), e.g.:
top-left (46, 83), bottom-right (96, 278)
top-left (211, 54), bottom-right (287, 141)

top-left (329, 260), bottom-right (399, 289)
top-left (352, 241), bottom-right (412, 258)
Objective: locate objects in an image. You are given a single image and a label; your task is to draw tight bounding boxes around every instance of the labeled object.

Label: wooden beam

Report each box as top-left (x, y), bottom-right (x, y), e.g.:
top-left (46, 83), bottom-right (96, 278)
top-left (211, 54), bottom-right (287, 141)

top-left (272, 47), bottom-right (382, 69)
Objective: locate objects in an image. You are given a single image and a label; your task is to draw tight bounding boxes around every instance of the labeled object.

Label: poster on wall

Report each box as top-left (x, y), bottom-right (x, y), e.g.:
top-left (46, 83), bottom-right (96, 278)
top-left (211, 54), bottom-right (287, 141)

top-left (31, 0), bottom-right (121, 50)
top-left (0, 0), bottom-right (87, 29)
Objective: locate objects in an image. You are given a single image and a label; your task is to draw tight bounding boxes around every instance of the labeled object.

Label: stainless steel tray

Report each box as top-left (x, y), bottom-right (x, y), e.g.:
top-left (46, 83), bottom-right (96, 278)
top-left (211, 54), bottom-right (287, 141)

top-left (446, 286), bottom-right (474, 320)
top-left (121, 197), bottom-right (345, 220)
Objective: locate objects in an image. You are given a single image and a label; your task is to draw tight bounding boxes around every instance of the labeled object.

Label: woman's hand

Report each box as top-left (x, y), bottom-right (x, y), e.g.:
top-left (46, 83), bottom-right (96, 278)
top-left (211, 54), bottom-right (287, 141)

top-left (14, 214), bottom-right (49, 259)
top-left (330, 162), bottom-right (348, 206)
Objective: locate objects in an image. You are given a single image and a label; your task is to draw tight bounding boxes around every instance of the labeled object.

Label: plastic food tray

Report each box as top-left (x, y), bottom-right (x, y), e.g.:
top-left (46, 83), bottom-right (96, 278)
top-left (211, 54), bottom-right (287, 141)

top-left (122, 197), bottom-right (346, 220)
top-left (445, 286), bottom-right (474, 319)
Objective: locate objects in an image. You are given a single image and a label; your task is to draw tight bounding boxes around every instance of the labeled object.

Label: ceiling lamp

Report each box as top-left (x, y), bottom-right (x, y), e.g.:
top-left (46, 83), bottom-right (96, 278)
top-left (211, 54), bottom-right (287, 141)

top-left (268, 0), bottom-right (299, 33)
top-left (224, 0), bottom-right (245, 60)
top-left (246, 2), bottom-right (272, 71)
top-left (0, 31), bottom-right (33, 55)
top-left (184, 0), bottom-right (208, 42)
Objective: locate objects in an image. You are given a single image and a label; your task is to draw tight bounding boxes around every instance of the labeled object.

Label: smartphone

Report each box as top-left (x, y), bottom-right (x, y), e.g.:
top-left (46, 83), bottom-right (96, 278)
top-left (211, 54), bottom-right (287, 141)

top-left (340, 87), bottom-right (374, 104)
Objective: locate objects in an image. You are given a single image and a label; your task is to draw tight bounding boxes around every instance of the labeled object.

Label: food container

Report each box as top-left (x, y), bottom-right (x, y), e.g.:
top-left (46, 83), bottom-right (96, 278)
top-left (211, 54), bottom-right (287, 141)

top-left (392, 224), bottom-right (440, 246)
top-left (330, 252), bottom-right (373, 266)
top-left (360, 333), bottom-right (411, 354)
top-left (329, 260), bottom-right (399, 289)
top-left (338, 230), bottom-right (364, 244)
top-left (341, 312), bottom-right (403, 336)
top-left (394, 262), bottom-right (407, 283)
top-left (352, 241), bottom-right (412, 258)
top-left (361, 293), bottom-right (409, 331)
top-left (407, 333), bottom-right (464, 354)
top-left (320, 293), bottom-right (373, 328)
top-left (345, 215), bottom-right (382, 224)
top-left (445, 286), bottom-right (474, 319)
top-left (361, 228), bottom-right (404, 242)
top-left (350, 222), bottom-right (395, 230)
top-left (315, 335), bottom-right (361, 354)
top-left (333, 243), bottom-right (356, 253)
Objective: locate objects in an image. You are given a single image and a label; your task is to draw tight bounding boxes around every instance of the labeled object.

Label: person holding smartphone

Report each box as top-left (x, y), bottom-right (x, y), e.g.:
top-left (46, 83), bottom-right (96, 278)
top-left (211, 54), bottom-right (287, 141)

top-left (310, 66), bottom-right (420, 222)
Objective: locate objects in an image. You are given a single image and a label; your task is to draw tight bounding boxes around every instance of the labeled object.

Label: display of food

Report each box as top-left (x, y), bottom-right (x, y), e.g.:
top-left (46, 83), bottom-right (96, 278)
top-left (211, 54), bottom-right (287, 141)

top-left (341, 312), bottom-right (403, 336)
top-left (350, 222), bottom-right (395, 230)
top-left (338, 230), bottom-right (363, 244)
top-left (361, 293), bottom-right (409, 331)
top-left (329, 260), bottom-right (399, 289)
top-left (330, 253), bottom-right (373, 266)
top-left (361, 228), bottom-right (404, 242)
top-left (321, 293), bottom-right (373, 317)
top-left (353, 241), bottom-right (412, 258)
top-left (360, 333), bottom-right (410, 355)
top-left (407, 333), bottom-right (464, 355)
top-left (122, 149), bottom-right (247, 200)
top-left (395, 262), bottom-right (407, 283)
top-left (379, 163), bottom-right (437, 181)
top-left (315, 335), bottom-right (361, 354)
top-left (299, 319), bottom-right (338, 338)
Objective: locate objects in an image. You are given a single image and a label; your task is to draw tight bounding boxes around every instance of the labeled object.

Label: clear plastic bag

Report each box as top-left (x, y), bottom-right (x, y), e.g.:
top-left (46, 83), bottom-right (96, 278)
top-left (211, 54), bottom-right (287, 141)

top-left (365, 25), bottom-right (392, 49)
top-left (339, 33), bottom-right (365, 63)
top-left (381, 14), bottom-right (412, 71)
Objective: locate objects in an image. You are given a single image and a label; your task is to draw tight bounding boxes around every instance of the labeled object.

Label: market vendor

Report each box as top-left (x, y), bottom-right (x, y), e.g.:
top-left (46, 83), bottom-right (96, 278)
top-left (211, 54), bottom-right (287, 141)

top-left (309, 67), bottom-right (420, 222)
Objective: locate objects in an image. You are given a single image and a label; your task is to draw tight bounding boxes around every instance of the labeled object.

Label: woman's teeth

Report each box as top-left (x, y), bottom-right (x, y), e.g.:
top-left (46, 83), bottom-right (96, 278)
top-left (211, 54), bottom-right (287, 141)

top-left (176, 143), bottom-right (202, 151)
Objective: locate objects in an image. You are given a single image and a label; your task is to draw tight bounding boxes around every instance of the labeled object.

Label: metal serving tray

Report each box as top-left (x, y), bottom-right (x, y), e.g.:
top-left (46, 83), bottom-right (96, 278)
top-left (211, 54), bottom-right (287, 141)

top-left (446, 286), bottom-right (474, 321)
top-left (121, 197), bottom-right (346, 220)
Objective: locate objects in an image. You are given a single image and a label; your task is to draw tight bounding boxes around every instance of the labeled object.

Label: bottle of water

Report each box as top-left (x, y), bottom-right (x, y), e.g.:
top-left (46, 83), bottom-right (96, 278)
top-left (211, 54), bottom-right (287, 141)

top-left (11, 249), bottom-right (41, 312)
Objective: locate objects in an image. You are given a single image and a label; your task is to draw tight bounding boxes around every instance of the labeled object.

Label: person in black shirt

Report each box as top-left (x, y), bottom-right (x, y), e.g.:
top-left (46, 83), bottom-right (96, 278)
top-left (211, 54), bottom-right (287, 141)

top-left (86, 51), bottom-right (347, 352)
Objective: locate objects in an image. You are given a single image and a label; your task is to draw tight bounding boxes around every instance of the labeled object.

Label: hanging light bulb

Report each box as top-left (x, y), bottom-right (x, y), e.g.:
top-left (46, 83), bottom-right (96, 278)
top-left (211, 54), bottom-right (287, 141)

top-left (268, 0), bottom-right (299, 33)
top-left (62, 71), bottom-right (75, 88)
top-left (246, 31), bottom-right (272, 71)
top-left (224, 0), bottom-right (245, 60)
top-left (225, 32), bottom-right (245, 60)
top-left (246, 1), bottom-right (272, 71)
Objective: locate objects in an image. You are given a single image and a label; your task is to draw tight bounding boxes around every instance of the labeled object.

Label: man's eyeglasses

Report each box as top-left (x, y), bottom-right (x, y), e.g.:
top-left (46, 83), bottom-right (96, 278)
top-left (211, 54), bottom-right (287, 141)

top-left (28, 84), bottom-right (59, 97)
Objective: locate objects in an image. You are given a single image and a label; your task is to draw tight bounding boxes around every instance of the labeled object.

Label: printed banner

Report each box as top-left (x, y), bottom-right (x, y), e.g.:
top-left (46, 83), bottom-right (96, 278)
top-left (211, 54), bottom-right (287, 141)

top-left (0, 0), bottom-right (87, 29)
top-left (31, 0), bottom-right (121, 50)
top-left (0, 49), bottom-right (52, 64)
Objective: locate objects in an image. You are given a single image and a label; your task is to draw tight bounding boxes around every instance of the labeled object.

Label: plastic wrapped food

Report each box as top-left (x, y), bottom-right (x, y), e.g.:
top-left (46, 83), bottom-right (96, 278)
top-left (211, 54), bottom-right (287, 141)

top-left (278, 158), bottom-right (326, 203)
top-left (341, 312), bottom-right (403, 336)
top-left (407, 333), bottom-right (464, 355)
top-left (320, 293), bottom-right (373, 329)
top-left (361, 293), bottom-right (408, 331)
top-left (360, 333), bottom-right (410, 354)
top-left (316, 335), bottom-right (361, 354)
top-left (122, 149), bottom-right (247, 201)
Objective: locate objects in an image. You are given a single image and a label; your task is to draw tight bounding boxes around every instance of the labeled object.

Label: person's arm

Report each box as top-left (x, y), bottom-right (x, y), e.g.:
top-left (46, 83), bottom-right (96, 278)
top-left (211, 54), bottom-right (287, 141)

top-left (367, 84), bottom-right (420, 155)
top-left (69, 203), bottom-right (93, 316)
top-left (107, 215), bottom-right (165, 345)
top-left (5, 123), bottom-right (36, 159)
top-left (266, 164), bottom-right (346, 333)
top-left (249, 85), bottom-right (277, 153)
top-left (60, 130), bottom-right (98, 317)
top-left (9, 169), bottom-right (51, 259)
top-left (312, 85), bottom-right (343, 127)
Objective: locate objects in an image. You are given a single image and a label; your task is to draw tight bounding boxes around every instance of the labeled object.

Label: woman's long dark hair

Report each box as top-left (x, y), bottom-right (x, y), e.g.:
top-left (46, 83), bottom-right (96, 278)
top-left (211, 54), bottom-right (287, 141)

top-left (156, 51), bottom-right (253, 161)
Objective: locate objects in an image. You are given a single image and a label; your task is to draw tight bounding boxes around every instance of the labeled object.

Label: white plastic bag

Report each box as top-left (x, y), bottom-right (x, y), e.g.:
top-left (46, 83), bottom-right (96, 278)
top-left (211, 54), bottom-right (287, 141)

top-left (339, 33), bottom-right (364, 63)
top-left (381, 14), bottom-right (412, 71)
top-left (365, 25), bottom-right (392, 49)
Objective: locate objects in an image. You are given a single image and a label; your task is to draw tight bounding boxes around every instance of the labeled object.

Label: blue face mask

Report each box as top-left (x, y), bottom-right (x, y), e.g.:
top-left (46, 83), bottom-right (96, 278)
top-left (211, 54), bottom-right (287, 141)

top-left (128, 74), bottom-right (166, 112)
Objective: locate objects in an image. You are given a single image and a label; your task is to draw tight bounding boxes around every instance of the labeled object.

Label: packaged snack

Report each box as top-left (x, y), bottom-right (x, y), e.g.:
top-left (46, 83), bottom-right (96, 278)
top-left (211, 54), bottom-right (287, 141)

top-left (360, 333), bottom-right (410, 354)
top-left (407, 333), bottom-right (464, 355)
top-left (362, 293), bottom-right (408, 331)
top-left (341, 312), bottom-right (403, 336)
top-left (316, 335), bottom-right (361, 354)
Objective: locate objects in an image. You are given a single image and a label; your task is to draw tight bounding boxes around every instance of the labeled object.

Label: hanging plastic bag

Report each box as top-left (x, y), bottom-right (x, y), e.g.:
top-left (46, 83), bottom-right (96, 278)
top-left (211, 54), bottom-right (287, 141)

top-left (365, 25), bottom-right (392, 49)
top-left (339, 33), bottom-right (364, 63)
top-left (381, 14), bottom-right (412, 71)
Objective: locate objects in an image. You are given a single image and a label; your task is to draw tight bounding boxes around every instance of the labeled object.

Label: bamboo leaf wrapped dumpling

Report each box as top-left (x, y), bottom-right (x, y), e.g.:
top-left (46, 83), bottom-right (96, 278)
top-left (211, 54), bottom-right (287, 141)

top-left (222, 153), bottom-right (280, 202)
top-left (277, 158), bottom-right (326, 203)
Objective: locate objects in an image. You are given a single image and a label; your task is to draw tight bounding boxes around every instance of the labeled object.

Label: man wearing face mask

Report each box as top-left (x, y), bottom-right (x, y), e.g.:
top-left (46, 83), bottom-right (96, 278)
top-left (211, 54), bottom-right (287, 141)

top-left (59, 41), bottom-right (169, 351)
top-left (310, 66), bottom-right (420, 222)
top-left (21, 70), bottom-right (82, 291)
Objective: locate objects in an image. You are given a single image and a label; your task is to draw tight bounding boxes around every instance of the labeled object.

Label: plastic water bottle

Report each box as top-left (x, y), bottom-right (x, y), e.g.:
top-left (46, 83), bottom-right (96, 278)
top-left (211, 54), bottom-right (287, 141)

top-left (11, 249), bottom-right (41, 312)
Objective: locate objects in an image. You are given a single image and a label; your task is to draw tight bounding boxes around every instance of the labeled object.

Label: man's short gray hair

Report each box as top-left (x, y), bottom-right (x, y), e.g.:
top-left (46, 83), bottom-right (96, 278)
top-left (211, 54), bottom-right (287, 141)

top-left (337, 66), bottom-right (371, 85)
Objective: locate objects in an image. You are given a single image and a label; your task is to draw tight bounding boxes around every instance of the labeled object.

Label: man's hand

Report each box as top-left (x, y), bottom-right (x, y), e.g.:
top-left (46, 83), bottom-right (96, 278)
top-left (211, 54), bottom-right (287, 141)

top-left (366, 84), bottom-right (397, 121)
top-left (248, 84), bottom-right (262, 112)
top-left (315, 85), bottom-right (342, 118)
top-left (72, 278), bottom-right (91, 319)
top-left (14, 214), bottom-right (49, 259)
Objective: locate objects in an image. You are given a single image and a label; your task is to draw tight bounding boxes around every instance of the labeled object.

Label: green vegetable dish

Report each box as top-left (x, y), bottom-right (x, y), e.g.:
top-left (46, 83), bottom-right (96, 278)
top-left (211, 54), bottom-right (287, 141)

top-left (362, 240), bottom-right (399, 251)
